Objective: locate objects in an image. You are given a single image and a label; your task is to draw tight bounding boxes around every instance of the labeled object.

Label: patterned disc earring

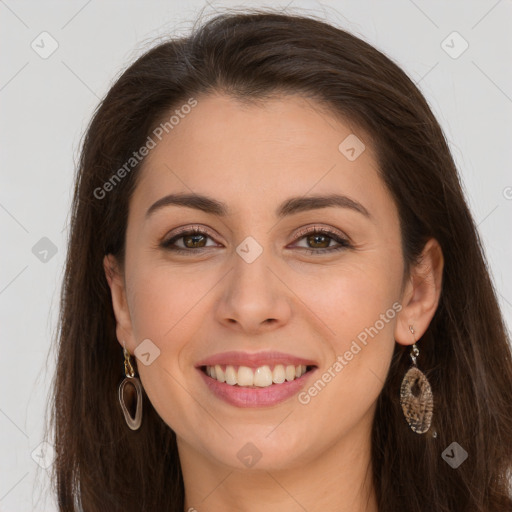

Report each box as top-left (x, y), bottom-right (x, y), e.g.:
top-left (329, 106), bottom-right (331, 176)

top-left (399, 325), bottom-right (434, 435)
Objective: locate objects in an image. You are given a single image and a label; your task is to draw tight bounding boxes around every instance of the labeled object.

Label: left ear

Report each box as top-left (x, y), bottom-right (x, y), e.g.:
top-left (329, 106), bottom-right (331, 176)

top-left (394, 237), bottom-right (444, 346)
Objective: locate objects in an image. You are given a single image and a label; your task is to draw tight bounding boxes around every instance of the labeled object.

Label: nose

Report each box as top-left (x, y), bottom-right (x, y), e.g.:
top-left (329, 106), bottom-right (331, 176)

top-left (214, 247), bottom-right (292, 335)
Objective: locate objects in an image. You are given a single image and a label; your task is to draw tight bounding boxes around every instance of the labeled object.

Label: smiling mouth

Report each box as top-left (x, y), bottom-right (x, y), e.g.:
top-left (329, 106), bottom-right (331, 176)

top-left (200, 364), bottom-right (317, 388)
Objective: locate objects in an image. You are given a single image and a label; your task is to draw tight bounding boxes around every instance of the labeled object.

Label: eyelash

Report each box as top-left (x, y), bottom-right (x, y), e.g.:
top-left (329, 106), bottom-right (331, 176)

top-left (160, 225), bottom-right (352, 255)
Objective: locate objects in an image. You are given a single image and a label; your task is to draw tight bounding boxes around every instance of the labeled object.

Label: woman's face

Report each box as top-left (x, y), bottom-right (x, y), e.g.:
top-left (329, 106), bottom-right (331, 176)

top-left (106, 92), bottom-right (416, 472)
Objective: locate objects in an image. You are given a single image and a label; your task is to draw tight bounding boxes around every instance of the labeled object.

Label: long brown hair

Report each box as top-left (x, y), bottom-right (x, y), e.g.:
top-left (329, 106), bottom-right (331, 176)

top-left (44, 7), bottom-right (512, 511)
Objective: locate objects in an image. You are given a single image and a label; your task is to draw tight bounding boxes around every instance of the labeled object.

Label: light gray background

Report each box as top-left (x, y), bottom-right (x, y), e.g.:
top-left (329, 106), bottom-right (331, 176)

top-left (1, 0), bottom-right (511, 510)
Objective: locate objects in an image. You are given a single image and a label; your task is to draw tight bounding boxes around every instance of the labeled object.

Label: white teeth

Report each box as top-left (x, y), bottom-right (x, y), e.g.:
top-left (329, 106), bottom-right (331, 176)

top-left (205, 364), bottom-right (309, 387)
top-left (225, 365), bottom-right (237, 385)
top-left (237, 366), bottom-right (254, 386)
top-left (285, 365), bottom-right (296, 381)
top-left (272, 364), bottom-right (286, 384)
top-left (253, 365), bottom-right (272, 387)
top-left (215, 364), bottom-right (225, 383)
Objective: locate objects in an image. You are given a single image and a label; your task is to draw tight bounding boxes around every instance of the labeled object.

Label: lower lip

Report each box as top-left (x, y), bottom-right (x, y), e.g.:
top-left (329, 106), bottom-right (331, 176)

top-left (197, 367), bottom-right (317, 408)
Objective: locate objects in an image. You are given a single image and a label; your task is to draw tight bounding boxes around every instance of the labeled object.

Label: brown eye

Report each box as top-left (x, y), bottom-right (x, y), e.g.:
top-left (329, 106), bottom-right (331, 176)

top-left (292, 227), bottom-right (352, 255)
top-left (182, 233), bottom-right (207, 248)
top-left (161, 228), bottom-right (217, 253)
top-left (305, 233), bottom-right (332, 249)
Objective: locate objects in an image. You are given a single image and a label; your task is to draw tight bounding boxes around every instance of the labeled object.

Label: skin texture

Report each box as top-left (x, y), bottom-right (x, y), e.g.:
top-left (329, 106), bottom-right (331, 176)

top-left (104, 93), bottom-right (444, 512)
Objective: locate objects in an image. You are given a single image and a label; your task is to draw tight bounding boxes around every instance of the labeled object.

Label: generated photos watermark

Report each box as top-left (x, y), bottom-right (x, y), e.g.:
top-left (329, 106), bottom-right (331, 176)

top-left (298, 301), bottom-right (403, 404)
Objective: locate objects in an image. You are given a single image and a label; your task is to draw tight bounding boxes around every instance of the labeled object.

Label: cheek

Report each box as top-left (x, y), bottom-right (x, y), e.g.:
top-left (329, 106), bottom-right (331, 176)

top-left (297, 282), bottom-right (396, 436)
top-left (126, 261), bottom-right (205, 341)
top-left (124, 267), bottom-right (207, 428)
top-left (313, 258), bottom-right (400, 340)
top-left (304, 258), bottom-right (400, 397)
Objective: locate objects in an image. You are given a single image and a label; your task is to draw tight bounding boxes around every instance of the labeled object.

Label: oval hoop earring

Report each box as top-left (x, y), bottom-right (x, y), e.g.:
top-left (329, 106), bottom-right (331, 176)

top-left (118, 345), bottom-right (143, 431)
top-left (399, 325), bottom-right (435, 435)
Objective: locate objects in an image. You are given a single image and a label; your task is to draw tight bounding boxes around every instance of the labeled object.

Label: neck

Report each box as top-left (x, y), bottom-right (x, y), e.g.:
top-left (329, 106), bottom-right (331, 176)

top-left (178, 409), bottom-right (378, 512)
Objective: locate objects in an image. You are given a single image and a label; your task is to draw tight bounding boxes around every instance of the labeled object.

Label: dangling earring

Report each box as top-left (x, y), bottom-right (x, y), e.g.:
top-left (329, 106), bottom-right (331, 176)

top-left (399, 325), bottom-right (434, 435)
top-left (118, 343), bottom-right (143, 430)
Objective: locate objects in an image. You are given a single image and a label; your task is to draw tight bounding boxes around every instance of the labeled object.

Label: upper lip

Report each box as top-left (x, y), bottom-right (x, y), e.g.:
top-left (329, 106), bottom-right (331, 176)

top-left (195, 351), bottom-right (318, 369)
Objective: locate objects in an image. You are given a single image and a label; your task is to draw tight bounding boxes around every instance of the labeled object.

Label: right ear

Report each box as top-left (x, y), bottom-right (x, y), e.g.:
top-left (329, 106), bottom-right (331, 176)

top-left (103, 254), bottom-right (135, 351)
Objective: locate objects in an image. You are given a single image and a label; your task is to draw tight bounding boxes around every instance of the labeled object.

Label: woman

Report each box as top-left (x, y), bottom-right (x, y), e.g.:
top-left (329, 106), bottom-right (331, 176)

top-left (45, 8), bottom-right (512, 512)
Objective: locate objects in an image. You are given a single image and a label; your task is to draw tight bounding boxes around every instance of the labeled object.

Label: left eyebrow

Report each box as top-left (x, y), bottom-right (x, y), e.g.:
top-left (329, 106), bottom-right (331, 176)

top-left (145, 192), bottom-right (373, 221)
top-left (277, 193), bottom-right (372, 220)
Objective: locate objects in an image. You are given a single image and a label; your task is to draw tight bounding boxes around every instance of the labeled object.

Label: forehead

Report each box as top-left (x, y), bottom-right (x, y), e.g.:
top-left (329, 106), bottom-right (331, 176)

top-left (130, 93), bottom-right (394, 224)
